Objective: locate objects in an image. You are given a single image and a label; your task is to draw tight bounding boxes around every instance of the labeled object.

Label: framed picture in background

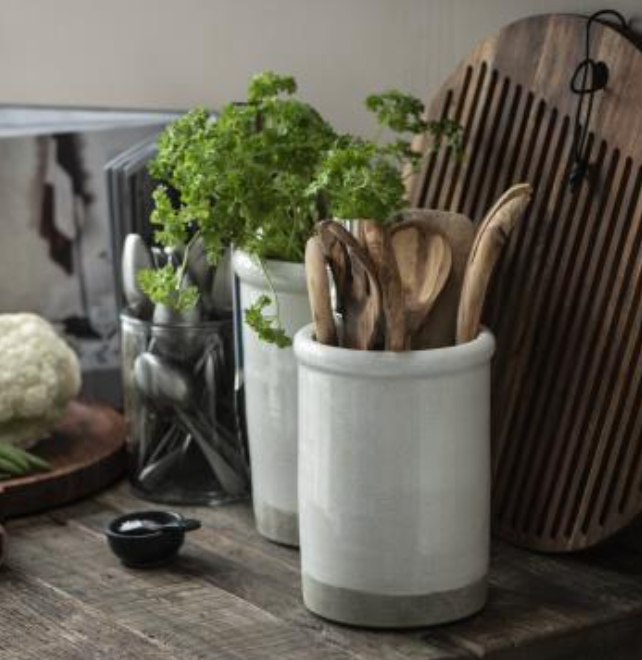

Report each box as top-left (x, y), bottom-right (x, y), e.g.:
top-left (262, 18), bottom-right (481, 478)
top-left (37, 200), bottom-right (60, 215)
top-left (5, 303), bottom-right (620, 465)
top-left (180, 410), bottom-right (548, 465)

top-left (0, 108), bottom-right (174, 404)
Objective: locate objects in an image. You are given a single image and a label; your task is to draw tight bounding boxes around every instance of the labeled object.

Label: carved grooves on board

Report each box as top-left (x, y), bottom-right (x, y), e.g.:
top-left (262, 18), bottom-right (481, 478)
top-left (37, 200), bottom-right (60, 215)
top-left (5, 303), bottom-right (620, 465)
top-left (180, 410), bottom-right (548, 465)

top-left (417, 58), bottom-right (642, 550)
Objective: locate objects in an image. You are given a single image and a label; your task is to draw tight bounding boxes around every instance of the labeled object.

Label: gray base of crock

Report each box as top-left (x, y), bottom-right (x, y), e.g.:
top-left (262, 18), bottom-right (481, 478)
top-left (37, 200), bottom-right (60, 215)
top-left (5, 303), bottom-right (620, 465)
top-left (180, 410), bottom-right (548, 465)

top-left (302, 574), bottom-right (487, 628)
top-left (254, 500), bottom-right (299, 547)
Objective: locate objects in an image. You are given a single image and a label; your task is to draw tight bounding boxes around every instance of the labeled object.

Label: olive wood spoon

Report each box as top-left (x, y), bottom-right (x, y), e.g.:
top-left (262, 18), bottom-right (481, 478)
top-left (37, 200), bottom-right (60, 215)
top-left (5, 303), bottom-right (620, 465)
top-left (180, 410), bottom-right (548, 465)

top-left (359, 220), bottom-right (406, 351)
top-left (343, 243), bottom-right (383, 350)
top-left (456, 183), bottom-right (532, 344)
top-left (315, 220), bottom-right (382, 349)
top-left (393, 211), bottom-right (475, 349)
top-left (390, 226), bottom-right (453, 347)
top-left (316, 219), bottom-right (359, 314)
top-left (305, 236), bottom-right (338, 345)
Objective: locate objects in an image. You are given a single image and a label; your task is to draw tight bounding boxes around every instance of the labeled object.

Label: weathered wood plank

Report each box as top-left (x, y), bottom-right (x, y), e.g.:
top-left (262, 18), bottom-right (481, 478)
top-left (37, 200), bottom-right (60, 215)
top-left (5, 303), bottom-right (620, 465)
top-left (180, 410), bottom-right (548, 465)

top-left (56, 494), bottom-right (466, 660)
top-left (45, 485), bottom-right (642, 659)
top-left (5, 484), bottom-right (642, 659)
top-left (424, 539), bottom-right (642, 658)
top-left (103, 488), bottom-right (642, 657)
top-left (4, 514), bottom-right (357, 660)
top-left (0, 567), bottom-right (181, 660)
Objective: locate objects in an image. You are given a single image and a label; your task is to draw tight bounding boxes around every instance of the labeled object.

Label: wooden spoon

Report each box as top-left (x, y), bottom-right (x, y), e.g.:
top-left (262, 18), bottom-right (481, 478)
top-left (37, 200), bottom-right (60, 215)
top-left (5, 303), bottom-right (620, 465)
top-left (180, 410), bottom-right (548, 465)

top-left (305, 236), bottom-right (338, 346)
top-left (390, 225), bottom-right (453, 347)
top-left (316, 220), bottom-right (357, 314)
top-left (394, 211), bottom-right (475, 349)
top-left (359, 220), bottom-right (406, 351)
top-left (343, 243), bottom-right (383, 350)
top-left (456, 183), bottom-right (532, 344)
top-left (316, 219), bottom-right (383, 350)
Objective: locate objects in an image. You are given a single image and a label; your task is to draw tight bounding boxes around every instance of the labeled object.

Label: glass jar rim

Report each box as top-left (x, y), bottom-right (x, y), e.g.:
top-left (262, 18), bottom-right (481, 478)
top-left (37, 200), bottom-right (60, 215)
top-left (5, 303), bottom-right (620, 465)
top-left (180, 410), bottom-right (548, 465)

top-left (120, 310), bottom-right (232, 330)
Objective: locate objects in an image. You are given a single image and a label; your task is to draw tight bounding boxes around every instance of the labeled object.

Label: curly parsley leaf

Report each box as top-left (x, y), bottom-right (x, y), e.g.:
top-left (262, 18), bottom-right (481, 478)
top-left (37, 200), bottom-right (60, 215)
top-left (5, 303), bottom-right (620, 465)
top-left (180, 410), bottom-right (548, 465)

top-left (248, 71), bottom-right (297, 103)
top-left (309, 93), bottom-right (463, 221)
top-left (244, 295), bottom-right (292, 348)
top-left (137, 264), bottom-right (199, 313)
top-left (427, 118), bottom-right (464, 156)
top-left (365, 90), bottom-right (427, 134)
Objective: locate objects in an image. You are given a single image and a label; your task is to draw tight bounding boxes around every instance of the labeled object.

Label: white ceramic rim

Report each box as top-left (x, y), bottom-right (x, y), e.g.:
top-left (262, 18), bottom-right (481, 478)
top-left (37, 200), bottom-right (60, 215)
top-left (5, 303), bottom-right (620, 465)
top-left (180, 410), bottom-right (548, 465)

top-left (232, 249), bottom-right (307, 293)
top-left (294, 325), bottom-right (495, 378)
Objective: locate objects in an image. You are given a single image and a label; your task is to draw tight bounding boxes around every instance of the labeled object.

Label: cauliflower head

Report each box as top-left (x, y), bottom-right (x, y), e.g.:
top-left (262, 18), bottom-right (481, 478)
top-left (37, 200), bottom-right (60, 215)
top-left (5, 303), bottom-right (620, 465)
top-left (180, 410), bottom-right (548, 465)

top-left (0, 313), bottom-right (81, 448)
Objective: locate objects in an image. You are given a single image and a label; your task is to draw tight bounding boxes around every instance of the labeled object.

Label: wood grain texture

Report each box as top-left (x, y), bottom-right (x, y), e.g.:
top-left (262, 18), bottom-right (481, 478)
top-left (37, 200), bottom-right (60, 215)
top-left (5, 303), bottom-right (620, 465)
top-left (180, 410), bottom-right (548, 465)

top-left (456, 184), bottom-right (531, 344)
top-left (3, 484), bottom-right (642, 659)
top-left (358, 220), bottom-right (407, 351)
top-left (305, 236), bottom-right (338, 346)
top-left (0, 402), bottom-right (127, 520)
top-left (343, 244), bottom-right (383, 350)
top-left (0, 567), bottom-right (182, 660)
top-left (316, 219), bottom-right (384, 350)
top-left (317, 220), bottom-right (382, 351)
top-left (389, 223), bottom-right (452, 348)
top-left (409, 12), bottom-right (642, 551)
top-left (396, 209), bottom-right (476, 349)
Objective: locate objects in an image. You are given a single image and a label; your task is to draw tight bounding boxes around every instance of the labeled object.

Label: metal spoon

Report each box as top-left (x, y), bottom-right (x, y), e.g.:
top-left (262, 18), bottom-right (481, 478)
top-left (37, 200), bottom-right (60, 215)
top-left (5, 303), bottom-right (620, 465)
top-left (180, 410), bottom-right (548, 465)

top-left (151, 246), bottom-right (167, 269)
top-left (186, 236), bottom-right (218, 318)
top-left (134, 353), bottom-right (247, 495)
top-left (121, 233), bottom-right (154, 318)
top-left (134, 352), bottom-right (238, 459)
top-left (138, 442), bottom-right (186, 490)
top-left (151, 291), bottom-right (202, 363)
top-left (138, 350), bottom-right (245, 479)
top-left (165, 245), bottom-right (184, 269)
top-left (146, 424), bottom-right (182, 466)
top-left (186, 236), bottom-right (212, 292)
top-left (211, 248), bottom-right (233, 315)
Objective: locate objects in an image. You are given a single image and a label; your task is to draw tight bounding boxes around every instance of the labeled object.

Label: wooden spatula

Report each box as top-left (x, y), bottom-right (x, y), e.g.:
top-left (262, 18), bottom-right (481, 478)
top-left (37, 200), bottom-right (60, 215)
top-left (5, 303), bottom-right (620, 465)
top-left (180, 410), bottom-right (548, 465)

top-left (456, 183), bottom-right (532, 344)
top-left (305, 236), bottom-right (338, 346)
top-left (359, 220), bottom-right (406, 351)
top-left (390, 224), bottom-right (453, 348)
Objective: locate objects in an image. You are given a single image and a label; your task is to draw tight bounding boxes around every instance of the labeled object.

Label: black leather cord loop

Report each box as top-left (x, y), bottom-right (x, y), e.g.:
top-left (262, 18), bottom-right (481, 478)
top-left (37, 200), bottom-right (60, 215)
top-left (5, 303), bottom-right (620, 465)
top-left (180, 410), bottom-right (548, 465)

top-left (568, 10), bottom-right (628, 189)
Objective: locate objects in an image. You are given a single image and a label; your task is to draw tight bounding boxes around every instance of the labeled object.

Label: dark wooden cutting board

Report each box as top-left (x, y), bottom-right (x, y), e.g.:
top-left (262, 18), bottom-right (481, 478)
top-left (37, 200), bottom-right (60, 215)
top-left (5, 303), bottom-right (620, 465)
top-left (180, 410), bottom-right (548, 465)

top-left (0, 401), bottom-right (127, 519)
top-left (410, 13), bottom-right (642, 551)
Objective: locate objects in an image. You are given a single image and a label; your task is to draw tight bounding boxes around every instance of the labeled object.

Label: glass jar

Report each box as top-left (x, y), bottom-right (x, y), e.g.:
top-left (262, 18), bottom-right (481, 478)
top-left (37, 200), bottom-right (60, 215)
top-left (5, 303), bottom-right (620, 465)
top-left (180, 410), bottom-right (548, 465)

top-left (121, 312), bottom-right (249, 505)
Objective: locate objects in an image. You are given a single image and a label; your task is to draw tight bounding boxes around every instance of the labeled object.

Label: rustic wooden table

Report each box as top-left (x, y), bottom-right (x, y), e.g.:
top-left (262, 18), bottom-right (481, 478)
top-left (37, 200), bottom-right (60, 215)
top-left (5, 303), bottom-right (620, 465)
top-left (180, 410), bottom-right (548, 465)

top-left (2, 481), bottom-right (642, 659)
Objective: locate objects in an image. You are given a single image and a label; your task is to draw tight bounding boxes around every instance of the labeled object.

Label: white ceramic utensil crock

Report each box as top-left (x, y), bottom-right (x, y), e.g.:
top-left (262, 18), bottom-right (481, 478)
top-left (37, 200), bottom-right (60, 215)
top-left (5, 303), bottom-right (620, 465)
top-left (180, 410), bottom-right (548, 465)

top-left (233, 251), bottom-right (310, 546)
top-left (294, 325), bottom-right (495, 627)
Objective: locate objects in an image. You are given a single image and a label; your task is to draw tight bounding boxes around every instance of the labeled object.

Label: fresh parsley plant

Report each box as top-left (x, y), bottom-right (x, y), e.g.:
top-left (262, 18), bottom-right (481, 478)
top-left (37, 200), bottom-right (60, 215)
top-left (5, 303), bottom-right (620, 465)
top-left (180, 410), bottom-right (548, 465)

top-left (139, 72), bottom-right (462, 347)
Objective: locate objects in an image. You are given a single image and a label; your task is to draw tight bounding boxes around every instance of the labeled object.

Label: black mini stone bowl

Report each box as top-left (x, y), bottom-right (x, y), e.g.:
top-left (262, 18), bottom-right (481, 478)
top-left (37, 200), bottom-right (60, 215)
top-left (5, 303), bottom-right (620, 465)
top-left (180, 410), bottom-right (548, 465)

top-left (106, 510), bottom-right (201, 568)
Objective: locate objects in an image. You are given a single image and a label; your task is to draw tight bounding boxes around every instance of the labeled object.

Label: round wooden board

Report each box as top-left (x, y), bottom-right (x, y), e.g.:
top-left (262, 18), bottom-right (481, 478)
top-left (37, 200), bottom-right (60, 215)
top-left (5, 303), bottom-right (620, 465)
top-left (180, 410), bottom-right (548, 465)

top-left (0, 401), bottom-right (127, 520)
top-left (410, 14), bottom-right (642, 551)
